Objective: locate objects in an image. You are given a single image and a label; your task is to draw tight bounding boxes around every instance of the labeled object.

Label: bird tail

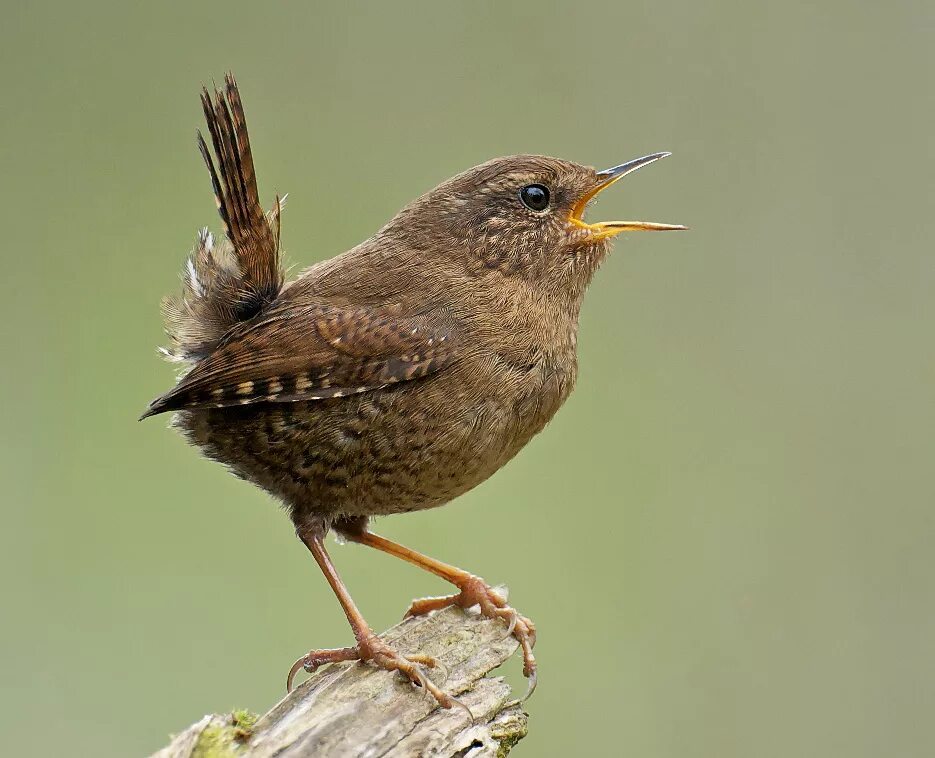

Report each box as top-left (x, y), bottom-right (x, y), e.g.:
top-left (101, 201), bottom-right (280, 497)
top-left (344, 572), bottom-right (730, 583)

top-left (161, 73), bottom-right (284, 363)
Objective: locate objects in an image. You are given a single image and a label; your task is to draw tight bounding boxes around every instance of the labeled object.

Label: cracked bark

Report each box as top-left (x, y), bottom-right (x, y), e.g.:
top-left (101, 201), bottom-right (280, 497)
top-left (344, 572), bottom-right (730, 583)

top-left (151, 596), bottom-right (529, 757)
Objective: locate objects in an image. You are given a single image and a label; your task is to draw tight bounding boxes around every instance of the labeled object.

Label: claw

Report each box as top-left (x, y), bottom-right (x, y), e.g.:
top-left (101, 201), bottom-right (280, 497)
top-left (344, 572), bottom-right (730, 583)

top-left (505, 669), bottom-right (538, 708)
top-left (405, 659), bottom-right (470, 718)
top-left (500, 609), bottom-right (518, 641)
top-left (521, 668), bottom-right (538, 702)
top-left (406, 578), bottom-right (538, 703)
top-left (408, 663), bottom-right (429, 691)
top-left (447, 692), bottom-right (475, 723)
top-left (417, 654), bottom-right (450, 683)
top-left (288, 636), bottom-right (464, 710)
top-left (286, 655), bottom-right (306, 693)
top-left (285, 645), bottom-right (361, 693)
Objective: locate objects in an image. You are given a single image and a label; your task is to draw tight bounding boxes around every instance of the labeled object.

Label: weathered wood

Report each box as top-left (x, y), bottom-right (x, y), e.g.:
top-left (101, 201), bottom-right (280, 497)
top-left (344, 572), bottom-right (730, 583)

top-left (153, 596), bottom-right (529, 757)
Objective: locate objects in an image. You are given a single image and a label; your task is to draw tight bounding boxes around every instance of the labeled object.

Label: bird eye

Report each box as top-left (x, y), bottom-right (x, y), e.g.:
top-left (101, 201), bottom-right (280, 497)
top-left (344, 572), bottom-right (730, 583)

top-left (519, 184), bottom-right (550, 212)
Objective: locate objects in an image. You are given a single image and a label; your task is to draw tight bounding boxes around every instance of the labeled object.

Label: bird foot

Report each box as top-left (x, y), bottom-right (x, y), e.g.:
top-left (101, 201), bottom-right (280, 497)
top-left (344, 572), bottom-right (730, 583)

top-left (286, 634), bottom-right (469, 714)
top-left (405, 575), bottom-right (538, 701)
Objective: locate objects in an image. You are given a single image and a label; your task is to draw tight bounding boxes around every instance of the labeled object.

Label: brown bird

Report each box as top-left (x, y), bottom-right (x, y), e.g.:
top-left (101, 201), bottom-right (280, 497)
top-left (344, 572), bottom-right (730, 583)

top-left (143, 73), bottom-right (684, 709)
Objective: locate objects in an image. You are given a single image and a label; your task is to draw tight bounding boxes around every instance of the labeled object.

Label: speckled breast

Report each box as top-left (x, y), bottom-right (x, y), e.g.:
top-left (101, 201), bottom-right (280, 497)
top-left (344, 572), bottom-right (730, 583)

top-left (175, 356), bottom-right (576, 522)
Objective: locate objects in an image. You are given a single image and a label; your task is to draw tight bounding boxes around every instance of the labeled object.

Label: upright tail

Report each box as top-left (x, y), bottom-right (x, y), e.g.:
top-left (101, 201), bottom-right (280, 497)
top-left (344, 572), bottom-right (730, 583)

top-left (161, 73), bottom-right (284, 363)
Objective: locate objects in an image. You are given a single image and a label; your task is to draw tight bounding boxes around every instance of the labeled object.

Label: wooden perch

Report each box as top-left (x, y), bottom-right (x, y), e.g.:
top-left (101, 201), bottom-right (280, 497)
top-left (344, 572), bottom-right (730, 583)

top-left (152, 595), bottom-right (529, 757)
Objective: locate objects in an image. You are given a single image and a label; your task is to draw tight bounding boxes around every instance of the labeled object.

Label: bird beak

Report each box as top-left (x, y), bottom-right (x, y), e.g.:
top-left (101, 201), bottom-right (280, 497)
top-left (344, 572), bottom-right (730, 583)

top-left (569, 152), bottom-right (687, 238)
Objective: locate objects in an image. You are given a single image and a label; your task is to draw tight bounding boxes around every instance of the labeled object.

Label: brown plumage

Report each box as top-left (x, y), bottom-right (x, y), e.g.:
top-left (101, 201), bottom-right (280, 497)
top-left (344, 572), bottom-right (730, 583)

top-left (144, 73), bottom-right (684, 710)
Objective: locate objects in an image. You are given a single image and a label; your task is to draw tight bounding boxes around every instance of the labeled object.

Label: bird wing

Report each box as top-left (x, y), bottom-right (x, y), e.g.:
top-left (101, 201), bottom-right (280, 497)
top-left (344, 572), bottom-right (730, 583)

top-left (142, 301), bottom-right (460, 417)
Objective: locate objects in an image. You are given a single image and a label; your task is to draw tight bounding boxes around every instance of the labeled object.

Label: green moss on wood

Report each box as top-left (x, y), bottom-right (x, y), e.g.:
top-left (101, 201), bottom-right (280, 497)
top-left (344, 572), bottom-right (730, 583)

top-left (491, 707), bottom-right (529, 757)
top-left (191, 710), bottom-right (259, 757)
top-left (230, 709), bottom-right (259, 741)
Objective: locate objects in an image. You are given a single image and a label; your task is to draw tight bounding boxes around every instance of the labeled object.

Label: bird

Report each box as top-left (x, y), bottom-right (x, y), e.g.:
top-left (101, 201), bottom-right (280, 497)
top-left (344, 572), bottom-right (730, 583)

top-left (143, 73), bottom-right (685, 710)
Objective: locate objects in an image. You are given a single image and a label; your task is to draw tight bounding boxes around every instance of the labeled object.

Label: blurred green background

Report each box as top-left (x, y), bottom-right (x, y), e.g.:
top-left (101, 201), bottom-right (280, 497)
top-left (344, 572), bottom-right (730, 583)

top-left (2, 2), bottom-right (933, 756)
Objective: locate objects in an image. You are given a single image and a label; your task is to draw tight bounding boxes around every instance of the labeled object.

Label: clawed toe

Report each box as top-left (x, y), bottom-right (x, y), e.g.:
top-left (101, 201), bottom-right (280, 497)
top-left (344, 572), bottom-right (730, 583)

top-left (285, 637), bottom-right (468, 715)
top-left (364, 637), bottom-right (470, 714)
top-left (287, 645), bottom-right (362, 692)
top-left (405, 593), bottom-right (461, 618)
top-left (405, 577), bottom-right (538, 699)
top-left (500, 609), bottom-right (518, 640)
top-left (405, 652), bottom-right (437, 668)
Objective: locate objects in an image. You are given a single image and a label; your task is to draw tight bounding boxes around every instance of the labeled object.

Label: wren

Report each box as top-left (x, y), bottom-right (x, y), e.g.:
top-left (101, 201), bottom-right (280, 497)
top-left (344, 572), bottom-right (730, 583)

top-left (143, 73), bottom-right (684, 709)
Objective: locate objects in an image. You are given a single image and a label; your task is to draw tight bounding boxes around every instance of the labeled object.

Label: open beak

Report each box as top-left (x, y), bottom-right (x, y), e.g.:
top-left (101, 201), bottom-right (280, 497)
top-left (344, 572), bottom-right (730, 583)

top-left (569, 152), bottom-right (686, 239)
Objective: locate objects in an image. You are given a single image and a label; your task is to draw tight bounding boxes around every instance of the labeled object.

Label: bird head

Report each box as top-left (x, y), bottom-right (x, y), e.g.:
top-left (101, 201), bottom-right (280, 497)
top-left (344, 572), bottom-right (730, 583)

top-left (387, 152), bottom-right (684, 300)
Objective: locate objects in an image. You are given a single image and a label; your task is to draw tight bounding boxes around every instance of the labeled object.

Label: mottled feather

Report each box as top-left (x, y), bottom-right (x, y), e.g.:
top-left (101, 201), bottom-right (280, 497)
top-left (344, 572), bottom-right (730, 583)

top-left (143, 302), bottom-right (460, 417)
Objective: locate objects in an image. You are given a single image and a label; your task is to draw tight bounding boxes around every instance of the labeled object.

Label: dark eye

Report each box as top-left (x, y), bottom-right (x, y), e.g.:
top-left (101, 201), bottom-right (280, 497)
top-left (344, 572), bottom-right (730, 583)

top-left (519, 184), bottom-right (550, 212)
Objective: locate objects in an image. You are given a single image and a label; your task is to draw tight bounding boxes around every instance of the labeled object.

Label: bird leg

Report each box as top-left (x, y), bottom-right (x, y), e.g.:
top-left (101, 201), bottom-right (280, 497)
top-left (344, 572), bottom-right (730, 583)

top-left (287, 519), bottom-right (457, 710)
top-left (335, 518), bottom-right (537, 700)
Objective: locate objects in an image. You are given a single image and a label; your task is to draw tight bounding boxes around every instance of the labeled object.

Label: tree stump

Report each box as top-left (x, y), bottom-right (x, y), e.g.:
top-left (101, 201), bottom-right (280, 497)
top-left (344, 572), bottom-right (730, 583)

top-left (152, 595), bottom-right (529, 757)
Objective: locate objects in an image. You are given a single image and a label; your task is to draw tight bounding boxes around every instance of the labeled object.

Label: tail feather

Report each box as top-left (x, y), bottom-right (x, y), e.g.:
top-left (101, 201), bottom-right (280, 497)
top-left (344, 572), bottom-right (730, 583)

top-left (162, 73), bottom-right (283, 364)
top-left (161, 228), bottom-right (240, 361)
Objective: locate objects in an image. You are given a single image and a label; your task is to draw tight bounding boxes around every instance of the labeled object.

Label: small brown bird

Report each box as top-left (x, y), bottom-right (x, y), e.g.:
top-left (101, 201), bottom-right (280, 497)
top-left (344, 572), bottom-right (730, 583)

top-left (143, 74), bottom-right (684, 709)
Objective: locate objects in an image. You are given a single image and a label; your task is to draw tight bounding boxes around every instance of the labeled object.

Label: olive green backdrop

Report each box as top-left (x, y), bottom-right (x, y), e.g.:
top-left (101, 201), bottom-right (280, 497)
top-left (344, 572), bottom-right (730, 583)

top-left (2, 2), bottom-right (932, 756)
